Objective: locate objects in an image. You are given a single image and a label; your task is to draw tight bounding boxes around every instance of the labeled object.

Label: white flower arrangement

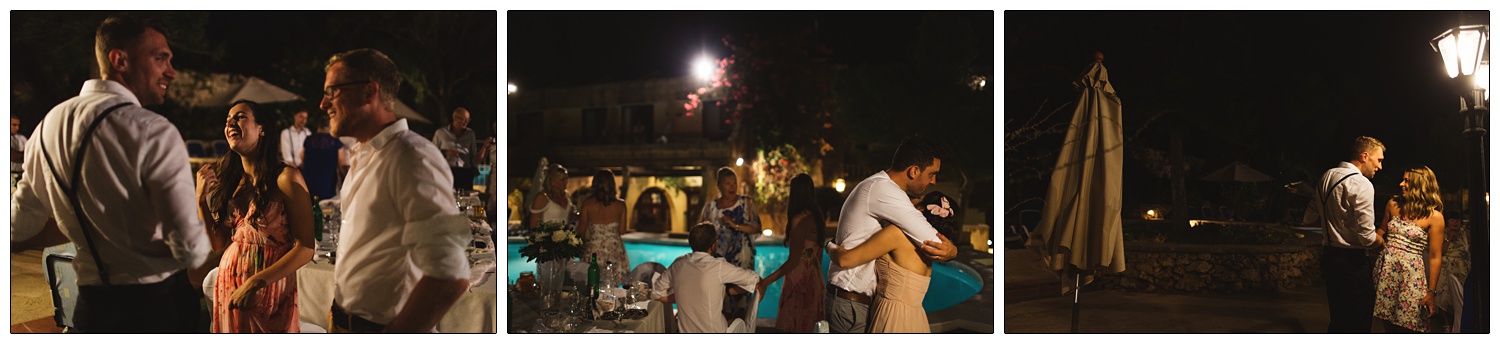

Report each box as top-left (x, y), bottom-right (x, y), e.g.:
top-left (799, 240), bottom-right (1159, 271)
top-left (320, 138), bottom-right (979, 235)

top-left (519, 221), bottom-right (584, 264)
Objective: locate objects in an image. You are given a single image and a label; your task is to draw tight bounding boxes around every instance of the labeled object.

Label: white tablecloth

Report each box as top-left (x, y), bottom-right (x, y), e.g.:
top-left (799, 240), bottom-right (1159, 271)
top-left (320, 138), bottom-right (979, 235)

top-left (296, 260), bottom-right (498, 333)
top-left (508, 291), bottom-right (671, 333)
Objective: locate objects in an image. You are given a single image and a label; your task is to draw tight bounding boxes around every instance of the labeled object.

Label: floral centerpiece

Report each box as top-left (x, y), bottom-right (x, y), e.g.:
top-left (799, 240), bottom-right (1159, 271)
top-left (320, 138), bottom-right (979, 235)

top-left (519, 220), bottom-right (583, 264)
top-left (518, 221), bottom-right (582, 302)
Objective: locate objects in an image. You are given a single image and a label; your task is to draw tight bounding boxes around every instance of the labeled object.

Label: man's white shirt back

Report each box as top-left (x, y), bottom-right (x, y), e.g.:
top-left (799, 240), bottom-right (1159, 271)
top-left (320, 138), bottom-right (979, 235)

top-left (10, 79), bottom-right (209, 286)
top-left (655, 251), bottom-right (760, 333)
top-left (1304, 161), bottom-right (1377, 249)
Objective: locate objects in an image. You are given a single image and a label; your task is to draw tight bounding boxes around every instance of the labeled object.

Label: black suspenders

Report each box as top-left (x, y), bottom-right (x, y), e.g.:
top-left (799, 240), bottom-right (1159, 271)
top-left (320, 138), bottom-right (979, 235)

top-left (40, 102), bottom-right (134, 286)
top-left (1319, 171), bottom-right (1361, 234)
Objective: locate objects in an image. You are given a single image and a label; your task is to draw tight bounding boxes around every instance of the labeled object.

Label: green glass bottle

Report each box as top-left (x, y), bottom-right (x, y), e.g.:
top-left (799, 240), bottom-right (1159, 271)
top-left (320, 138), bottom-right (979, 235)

top-left (587, 253), bottom-right (601, 291)
top-left (311, 196), bottom-right (324, 242)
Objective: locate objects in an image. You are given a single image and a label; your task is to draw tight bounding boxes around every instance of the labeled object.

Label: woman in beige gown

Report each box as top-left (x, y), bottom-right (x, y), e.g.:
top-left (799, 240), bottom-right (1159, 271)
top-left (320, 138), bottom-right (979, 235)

top-left (827, 191), bottom-right (957, 333)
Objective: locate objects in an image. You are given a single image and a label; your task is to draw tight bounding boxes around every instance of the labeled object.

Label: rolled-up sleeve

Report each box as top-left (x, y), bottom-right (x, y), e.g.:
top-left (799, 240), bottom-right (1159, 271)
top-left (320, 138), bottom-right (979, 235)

top-left (396, 143), bottom-right (471, 281)
top-left (716, 259), bottom-right (760, 291)
top-left (869, 181), bottom-right (940, 243)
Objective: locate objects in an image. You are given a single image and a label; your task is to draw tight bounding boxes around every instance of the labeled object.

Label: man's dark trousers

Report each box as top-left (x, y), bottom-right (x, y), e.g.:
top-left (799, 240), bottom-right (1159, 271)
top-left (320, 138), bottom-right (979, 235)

top-left (1322, 246), bottom-right (1375, 333)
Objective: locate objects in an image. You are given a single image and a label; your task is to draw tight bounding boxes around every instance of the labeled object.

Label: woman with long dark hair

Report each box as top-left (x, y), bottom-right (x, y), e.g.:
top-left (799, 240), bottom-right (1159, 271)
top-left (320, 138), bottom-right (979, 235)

top-left (756, 173), bottom-right (826, 332)
top-left (195, 100), bottom-right (315, 332)
top-left (578, 169), bottom-right (628, 284)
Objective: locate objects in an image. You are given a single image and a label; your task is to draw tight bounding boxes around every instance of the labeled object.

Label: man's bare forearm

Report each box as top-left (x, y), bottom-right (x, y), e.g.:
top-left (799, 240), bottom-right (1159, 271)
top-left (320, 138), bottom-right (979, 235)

top-left (384, 276), bottom-right (470, 333)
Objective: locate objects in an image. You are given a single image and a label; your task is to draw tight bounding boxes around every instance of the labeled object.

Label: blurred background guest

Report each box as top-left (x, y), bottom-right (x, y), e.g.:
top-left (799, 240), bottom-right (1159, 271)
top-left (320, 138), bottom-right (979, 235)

top-left (757, 173), bottom-right (826, 333)
top-left (279, 110), bottom-right (309, 169)
top-left (530, 163), bottom-right (573, 228)
top-left (697, 166), bottom-right (760, 323)
top-left (579, 169), bottom-right (628, 285)
top-left (433, 107), bottom-right (475, 191)
top-left (300, 115), bottom-right (346, 200)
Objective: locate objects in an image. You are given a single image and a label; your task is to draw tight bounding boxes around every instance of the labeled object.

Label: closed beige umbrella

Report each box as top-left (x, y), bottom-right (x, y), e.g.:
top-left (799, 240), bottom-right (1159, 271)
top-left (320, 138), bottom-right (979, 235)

top-left (1025, 55), bottom-right (1126, 332)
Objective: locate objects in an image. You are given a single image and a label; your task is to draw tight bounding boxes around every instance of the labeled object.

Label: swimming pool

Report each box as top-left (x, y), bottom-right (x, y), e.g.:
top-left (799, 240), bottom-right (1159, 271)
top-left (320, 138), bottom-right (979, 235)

top-left (507, 237), bottom-right (984, 320)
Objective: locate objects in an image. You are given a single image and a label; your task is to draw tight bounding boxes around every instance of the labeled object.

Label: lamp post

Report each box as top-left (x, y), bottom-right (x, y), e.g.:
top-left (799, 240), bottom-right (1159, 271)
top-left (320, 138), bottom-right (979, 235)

top-left (1430, 24), bottom-right (1488, 333)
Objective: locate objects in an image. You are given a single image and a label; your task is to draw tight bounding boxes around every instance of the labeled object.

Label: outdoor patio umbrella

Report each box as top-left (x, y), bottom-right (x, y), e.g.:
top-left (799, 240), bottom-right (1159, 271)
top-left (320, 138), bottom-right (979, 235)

top-left (1200, 161), bottom-right (1272, 183)
top-left (1025, 54), bottom-right (1126, 333)
top-left (393, 99), bottom-right (434, 125)
top-left (168, 72), bottom-right (304, 108)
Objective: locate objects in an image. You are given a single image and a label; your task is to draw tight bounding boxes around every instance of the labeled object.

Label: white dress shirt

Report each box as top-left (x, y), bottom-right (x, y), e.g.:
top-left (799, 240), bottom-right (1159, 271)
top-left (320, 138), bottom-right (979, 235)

top-left (280, 126), bottom-right (310, 167)
top-left (1304, 161), bottom-right (1378, 249)
top-left (431, 126), bottom-right (474, 168)
top-left (11, 133), bottom-right (27, 171)
top-left (829, 171), bottom-right (941, 297)
top-left (333, 119), bottom-right (472, 325)
top-left (11, 79), bottom-right (210, 286)
top-left (654, 251), bottom-right (760, 333)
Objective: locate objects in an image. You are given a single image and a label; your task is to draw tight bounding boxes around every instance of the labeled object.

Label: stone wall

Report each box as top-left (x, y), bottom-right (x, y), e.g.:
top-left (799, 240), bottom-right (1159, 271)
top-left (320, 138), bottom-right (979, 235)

top-left (1095, 241), bottom-right (1321, 293)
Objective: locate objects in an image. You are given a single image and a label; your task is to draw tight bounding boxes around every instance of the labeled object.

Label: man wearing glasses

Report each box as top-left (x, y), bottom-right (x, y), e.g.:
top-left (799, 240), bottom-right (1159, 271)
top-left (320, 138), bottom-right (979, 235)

top-left (319, 48), bottom-right (471, 333)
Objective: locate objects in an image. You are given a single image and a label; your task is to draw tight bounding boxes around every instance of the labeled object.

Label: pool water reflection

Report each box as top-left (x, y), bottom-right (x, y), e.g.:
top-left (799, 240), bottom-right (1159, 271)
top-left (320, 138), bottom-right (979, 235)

top-left (507, 239), bottom-right (983, 320)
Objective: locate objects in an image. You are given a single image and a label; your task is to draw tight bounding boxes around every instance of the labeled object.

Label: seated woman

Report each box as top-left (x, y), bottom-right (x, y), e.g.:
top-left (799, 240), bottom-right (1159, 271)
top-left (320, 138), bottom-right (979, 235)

top-left (827, 191), bottom-right (958, 333)
top-left (196, 100), bottom-right (315, 333)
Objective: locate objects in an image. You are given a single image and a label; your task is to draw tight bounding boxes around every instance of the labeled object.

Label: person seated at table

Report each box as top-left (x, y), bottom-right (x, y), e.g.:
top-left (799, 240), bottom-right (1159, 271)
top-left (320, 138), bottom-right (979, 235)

top-left (654, 223), bottom-right (760, 333)
top-left (196, 100), bottom-right (315, 333)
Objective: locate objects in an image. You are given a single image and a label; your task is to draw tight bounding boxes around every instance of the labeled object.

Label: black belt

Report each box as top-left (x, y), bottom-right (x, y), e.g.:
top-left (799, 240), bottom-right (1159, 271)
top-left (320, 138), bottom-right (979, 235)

top-left (330, 303), bottom-right (387, 333)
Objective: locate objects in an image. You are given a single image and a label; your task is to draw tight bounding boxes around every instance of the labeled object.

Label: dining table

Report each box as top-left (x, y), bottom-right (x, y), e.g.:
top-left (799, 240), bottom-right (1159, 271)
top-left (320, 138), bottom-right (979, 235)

top-left (295, 256), bottom-right (498, 333)
top-left (507, 287), bottom-right (673, 333)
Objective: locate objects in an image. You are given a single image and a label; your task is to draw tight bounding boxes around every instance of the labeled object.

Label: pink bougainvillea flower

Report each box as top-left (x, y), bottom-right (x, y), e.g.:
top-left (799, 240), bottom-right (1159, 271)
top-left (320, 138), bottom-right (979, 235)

top-left (697, 87), bottom-right (707, 95)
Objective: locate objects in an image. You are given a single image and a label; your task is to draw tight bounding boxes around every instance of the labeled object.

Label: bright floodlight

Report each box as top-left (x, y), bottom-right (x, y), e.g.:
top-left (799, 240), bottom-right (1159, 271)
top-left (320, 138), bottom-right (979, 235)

top-left (1431, 25), bottom-right (1489, 79)
top-left (693, 55), bottom-right (715, 82)
top-left (507, 83), bottom-right (517, 94)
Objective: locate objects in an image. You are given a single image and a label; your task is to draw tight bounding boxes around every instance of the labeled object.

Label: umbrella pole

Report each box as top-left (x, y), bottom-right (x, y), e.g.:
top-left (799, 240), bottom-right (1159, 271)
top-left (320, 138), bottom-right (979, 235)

top-left (1071, 273), bottom-right (1081, 333)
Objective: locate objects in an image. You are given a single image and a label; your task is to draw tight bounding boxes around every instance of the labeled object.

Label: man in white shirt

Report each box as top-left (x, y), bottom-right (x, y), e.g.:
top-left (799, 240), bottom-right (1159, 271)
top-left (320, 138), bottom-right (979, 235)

top-left (10, 13), bottom-right (210, 333)
top-left (1303, 136), bottom-right (1384, 333)
top-left (11, 117), bottom-right (27, 173)
top-left (655, 223), bottom-right (761, 333)
top-left (280, 110), bottom-right (310, 168)
top-left (319, 48), bottom-right (471, 333)
top-left (432, 107), bottom-right (476, 191)
top-left (827, 135), bottom-right (958, 333)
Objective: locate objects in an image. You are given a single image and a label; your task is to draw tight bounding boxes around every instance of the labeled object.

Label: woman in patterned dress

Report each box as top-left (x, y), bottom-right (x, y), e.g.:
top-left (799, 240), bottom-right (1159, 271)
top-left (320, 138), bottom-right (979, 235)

top-left (196, 100), bottom-right (315, 332)
top-left (757, 173), bottom-right (826, 332)
top-left (579, 169), bottom-right (629, 285)
top-left (697, 166), bottom-right (761, 322)
top-left (1372, 166), bottom-right (1445, 333)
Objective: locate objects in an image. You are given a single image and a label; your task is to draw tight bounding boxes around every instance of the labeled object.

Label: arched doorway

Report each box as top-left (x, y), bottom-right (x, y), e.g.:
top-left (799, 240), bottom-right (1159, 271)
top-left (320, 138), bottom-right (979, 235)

top-left (633, 187), bottom-right (672, 233)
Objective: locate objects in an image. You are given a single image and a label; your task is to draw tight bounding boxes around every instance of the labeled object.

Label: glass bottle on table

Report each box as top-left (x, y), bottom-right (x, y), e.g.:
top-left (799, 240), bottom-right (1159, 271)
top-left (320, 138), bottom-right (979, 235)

top-left (587, 253), bottom-right (600, 319)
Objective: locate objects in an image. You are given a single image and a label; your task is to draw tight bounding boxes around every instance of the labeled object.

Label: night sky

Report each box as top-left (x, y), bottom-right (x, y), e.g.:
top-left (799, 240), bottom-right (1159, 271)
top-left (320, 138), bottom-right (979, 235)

top-left (1006, 11), bottom-right (1491, 210)
top-left (508, 11), bottom-right (992, 89)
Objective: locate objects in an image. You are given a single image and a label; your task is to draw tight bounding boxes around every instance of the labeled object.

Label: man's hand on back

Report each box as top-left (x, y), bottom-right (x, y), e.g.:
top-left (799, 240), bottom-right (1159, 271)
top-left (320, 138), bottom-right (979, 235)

top-left (920, 232), bottom-right (959, 261)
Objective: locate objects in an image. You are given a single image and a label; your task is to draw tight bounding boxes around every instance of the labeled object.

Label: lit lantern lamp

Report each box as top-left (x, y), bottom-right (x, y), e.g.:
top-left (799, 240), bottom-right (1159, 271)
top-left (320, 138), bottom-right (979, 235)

top-left (1430, 23), bottom-right (1489, 333)
top-left (833, 178), bottom-right (847, 193)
